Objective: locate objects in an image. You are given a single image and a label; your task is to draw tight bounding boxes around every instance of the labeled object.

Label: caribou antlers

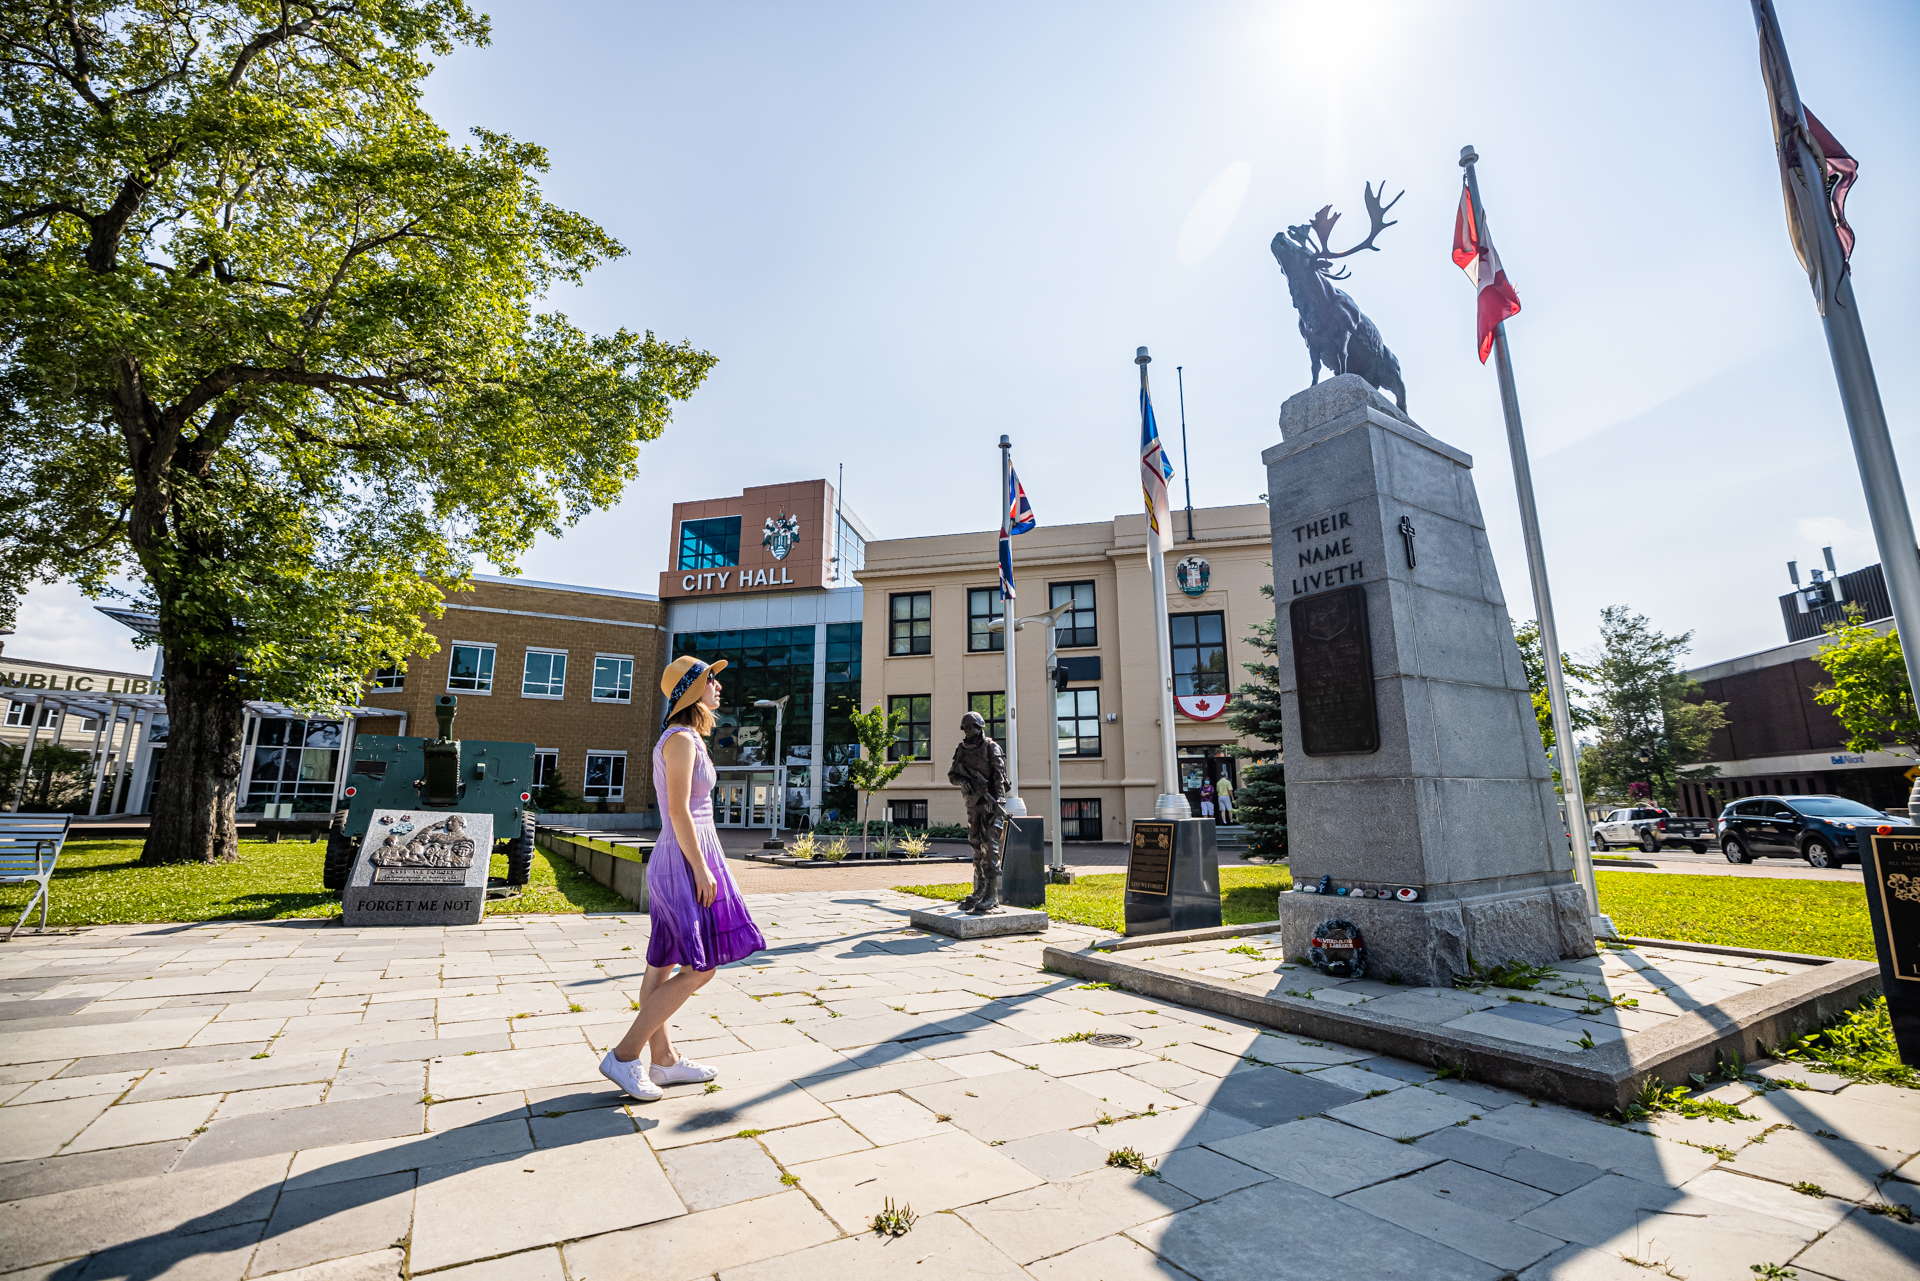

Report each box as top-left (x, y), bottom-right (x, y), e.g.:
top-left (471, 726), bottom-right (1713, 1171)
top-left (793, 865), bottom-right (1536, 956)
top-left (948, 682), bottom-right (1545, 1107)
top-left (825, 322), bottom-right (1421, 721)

top-left (1303, 181), bottom-right (1404, 277)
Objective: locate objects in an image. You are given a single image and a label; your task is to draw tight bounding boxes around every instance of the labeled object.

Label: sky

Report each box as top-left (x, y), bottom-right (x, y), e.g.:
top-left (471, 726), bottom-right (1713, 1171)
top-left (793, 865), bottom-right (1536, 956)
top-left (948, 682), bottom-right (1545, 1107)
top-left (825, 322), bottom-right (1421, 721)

top-left (13, 0), bottom-right (1920, 679)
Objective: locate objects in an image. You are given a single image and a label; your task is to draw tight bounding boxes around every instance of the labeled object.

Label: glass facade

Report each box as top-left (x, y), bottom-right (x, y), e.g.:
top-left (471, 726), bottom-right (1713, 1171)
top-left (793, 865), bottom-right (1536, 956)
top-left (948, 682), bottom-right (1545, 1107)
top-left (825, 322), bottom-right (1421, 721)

top-left (677, 516), bottom-right (742, 570)
top-left (834, 514), bottom-right (867, 584)
top-left (668, 621), bottom-right (863, 824)
top-left (244, 718), bottom-right (343, 809)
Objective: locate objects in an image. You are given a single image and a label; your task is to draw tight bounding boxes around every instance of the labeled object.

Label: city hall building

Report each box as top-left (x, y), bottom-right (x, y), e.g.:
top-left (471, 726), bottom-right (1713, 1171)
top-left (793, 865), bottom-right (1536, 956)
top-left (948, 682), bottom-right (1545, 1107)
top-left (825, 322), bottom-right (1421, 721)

top-left (658, 479), bottom-right (871, 828)
top-left (855, 502), bottom-right (1273, 840)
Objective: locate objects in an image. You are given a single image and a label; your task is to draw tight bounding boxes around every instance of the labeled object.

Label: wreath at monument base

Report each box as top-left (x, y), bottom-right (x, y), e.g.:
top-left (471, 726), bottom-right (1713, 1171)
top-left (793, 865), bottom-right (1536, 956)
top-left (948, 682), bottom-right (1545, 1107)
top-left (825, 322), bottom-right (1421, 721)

top-left (1308, 918), bottom-right (1368, 979)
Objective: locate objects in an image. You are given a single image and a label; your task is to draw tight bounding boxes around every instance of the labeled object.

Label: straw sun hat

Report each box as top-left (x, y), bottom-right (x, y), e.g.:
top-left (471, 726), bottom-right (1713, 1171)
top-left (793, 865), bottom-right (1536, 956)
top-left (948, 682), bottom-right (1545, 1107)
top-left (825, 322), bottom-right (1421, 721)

top-left (659, 655), bottom-right (729, 726)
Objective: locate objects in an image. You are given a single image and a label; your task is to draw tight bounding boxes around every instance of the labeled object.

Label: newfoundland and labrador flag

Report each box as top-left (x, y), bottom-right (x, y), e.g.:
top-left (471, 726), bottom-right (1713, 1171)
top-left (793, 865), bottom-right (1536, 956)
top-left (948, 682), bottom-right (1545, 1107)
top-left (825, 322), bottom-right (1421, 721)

top-left (1452, 183), bottom-right (1522, 364)
top-left (1140, 386), bottom-right (1175, 550)
top-left (998, 466), bottom-right (1037, 600)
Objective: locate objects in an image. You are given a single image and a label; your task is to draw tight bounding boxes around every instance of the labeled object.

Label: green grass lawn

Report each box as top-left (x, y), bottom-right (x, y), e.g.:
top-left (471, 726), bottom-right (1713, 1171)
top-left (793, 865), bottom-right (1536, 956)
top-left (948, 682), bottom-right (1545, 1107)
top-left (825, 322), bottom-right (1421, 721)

top-left (895, 864), bottom-right (1876, 960)
top-left (0, 837), bottom-right (628, 926)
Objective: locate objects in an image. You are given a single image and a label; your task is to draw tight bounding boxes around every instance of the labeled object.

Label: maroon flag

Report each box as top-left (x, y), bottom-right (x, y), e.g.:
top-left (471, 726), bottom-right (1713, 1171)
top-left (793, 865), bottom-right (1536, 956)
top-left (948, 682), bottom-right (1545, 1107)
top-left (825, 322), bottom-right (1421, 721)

top-left (1805, 109), bottom-right (1858, 260)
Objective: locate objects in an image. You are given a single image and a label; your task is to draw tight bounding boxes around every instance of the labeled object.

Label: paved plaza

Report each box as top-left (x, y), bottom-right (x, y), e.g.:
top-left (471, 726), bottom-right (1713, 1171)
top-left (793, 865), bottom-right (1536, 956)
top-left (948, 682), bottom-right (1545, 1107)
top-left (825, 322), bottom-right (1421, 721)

top-left (0, 890), bottom-right (1914, 1281)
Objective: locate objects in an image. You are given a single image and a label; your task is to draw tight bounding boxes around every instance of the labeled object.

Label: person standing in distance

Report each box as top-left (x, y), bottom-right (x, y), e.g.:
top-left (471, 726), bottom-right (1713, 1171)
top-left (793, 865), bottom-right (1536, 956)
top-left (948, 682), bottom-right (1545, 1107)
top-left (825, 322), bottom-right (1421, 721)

top-left (600, 657), bottom-right (767, 1101)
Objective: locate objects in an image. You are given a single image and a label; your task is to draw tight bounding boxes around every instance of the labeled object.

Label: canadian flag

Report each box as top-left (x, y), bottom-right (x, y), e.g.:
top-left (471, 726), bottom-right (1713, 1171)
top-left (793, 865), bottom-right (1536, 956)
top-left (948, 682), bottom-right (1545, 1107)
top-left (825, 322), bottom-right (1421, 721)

top-left (1452, 184), bottom-right (1521, 363)
top-left (1174, 693), bottom-right (1228, 721)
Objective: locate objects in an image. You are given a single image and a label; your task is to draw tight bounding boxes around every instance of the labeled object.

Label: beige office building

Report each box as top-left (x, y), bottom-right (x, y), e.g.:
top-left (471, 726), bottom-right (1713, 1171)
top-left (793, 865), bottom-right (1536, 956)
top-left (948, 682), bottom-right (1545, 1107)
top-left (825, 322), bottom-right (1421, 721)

top-left (856, 502), bottom-right (1273, 841)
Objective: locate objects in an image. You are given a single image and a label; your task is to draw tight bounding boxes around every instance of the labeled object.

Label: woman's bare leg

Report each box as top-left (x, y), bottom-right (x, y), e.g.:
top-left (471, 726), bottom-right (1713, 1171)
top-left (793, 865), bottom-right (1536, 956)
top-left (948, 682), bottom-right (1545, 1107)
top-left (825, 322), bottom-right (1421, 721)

top-left (636, 965), bottom-right (680, 1064)
top-left (612, 966), bottom-right (714, 1063)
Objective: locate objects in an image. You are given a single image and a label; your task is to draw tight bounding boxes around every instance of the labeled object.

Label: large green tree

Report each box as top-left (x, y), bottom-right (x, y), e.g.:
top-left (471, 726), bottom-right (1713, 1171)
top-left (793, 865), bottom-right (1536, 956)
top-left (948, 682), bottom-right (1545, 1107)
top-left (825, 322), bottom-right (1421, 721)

top-left (1811, 611), bottom-right (1917, 756)
top-left (1223, 581), bottom-right (1286, 860)
top-left (0, 2), bottom-right (713, 863)
top-left (1579, 605), bottom-right (1727, 808)
top-left (1510, 618), bottom-right (1601, 779)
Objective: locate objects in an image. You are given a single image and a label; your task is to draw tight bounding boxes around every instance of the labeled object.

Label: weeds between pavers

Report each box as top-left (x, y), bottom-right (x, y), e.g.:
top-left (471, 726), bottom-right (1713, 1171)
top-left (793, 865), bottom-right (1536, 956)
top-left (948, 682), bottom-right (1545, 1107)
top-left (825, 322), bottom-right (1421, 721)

top-left (1106, 1147), bottom-right (1156, 1176)
top-left (871, 1199), bottom-right (917, 1237)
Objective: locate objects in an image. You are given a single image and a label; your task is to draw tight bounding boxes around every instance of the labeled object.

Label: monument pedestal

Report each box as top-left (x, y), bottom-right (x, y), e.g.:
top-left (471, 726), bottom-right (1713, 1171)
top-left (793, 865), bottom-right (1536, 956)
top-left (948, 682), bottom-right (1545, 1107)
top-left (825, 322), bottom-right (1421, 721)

top-left (911, 904), bottom-right (1048, 938)
top-left (1001, 816), bottom-right (1046, 909)
top-left (342, 809), bottom-right (492, 927)
top-left (1124, 818), bottom-right (1221, 936)
top-left (1263, 376), bottom-right (1594, 986)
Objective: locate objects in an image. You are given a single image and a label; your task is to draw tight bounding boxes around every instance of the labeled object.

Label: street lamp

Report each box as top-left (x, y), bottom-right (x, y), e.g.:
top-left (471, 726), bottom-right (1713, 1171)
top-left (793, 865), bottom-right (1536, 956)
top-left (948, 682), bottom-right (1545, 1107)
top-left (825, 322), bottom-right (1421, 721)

top-left (752, 696), bottom-right (789, 849)
top-left (989, 600), bottom-right (1075, 883)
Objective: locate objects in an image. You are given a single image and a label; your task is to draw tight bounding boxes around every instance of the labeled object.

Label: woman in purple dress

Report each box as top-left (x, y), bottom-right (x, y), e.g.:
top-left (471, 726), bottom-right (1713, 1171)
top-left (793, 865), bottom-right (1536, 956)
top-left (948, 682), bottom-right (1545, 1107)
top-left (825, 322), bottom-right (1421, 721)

top-left (600, 656), bottom-right (767, 1101)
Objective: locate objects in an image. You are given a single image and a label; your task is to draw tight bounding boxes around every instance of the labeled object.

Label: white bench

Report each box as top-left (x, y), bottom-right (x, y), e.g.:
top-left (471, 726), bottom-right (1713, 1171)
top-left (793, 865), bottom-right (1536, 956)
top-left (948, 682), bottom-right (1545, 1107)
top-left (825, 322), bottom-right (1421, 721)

top-left (0, 814), bottom-right (70, 940)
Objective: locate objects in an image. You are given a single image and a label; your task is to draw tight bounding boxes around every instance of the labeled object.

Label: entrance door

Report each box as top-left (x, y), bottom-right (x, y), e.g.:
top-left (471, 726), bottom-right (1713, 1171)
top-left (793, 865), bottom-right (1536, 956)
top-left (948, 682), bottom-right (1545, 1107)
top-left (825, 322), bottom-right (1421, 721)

top-left (712, 780), bottom-right (749, 826)
top-left (1178, 748), bottom-right (1236, 817)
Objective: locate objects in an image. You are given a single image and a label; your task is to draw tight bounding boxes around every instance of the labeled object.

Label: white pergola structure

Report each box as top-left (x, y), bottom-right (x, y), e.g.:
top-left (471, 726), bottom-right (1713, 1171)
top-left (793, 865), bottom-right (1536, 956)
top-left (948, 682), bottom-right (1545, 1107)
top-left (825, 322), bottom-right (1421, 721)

top-left (1, 688), bottom-right (402, 816)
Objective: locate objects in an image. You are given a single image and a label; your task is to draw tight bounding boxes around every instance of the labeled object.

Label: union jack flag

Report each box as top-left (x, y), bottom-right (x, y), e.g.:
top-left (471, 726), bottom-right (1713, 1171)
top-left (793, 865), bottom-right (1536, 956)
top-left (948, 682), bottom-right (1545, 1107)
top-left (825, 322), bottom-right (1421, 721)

top-left (1000, 466), bottom-right (1037, 599)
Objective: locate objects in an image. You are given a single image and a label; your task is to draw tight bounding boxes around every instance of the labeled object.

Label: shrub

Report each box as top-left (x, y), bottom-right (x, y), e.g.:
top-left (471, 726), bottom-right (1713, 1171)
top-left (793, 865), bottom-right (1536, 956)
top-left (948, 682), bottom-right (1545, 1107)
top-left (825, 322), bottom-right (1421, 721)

top-left (819, 837), bottom-right (850, 862)
top-left (787, 832), bottom-right (818, 860)
top-left (895, 832), bottom-right (931, 859)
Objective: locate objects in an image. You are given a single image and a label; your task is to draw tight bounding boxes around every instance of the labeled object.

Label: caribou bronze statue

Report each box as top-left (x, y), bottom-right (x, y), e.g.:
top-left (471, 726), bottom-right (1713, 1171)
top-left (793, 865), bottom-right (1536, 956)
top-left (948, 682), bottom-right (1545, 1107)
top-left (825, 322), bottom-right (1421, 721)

top-left (1270, 182), bottom-right (1407, 411)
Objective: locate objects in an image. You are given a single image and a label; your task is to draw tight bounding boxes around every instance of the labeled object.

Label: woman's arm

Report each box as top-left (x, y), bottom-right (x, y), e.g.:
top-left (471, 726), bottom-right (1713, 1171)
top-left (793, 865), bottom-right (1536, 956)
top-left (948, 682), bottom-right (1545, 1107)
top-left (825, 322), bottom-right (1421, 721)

top-left (660, 732), bottom-right (717, 906)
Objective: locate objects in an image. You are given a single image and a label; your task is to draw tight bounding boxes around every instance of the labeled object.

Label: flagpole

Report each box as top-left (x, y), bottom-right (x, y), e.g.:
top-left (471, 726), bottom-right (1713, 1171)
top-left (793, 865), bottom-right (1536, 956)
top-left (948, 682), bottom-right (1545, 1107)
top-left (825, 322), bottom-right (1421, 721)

top-left (1137, 348), bottom-right (1186, 821)
top-left (1750, 0), bottom-right (1920, 731)
top-left (999, 434), bottom-right (1027, 817)
top-left (1176, 365), bottom-right (1195, 543)
top-left (1458, 146), bottom-right (1612, 939)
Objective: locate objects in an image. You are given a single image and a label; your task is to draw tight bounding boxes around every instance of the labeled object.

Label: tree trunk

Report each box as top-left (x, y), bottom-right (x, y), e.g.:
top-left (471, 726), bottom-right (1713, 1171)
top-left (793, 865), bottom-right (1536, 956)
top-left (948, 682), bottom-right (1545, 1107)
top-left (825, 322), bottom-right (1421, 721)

top-left (141, 658), bottom-right (245, 864)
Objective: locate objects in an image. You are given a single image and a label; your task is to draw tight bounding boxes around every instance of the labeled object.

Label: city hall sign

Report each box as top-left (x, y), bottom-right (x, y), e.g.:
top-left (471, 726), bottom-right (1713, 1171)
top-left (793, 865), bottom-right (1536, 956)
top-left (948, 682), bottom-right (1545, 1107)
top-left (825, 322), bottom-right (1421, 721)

top-left (677, 566), bottom-right (798, 594)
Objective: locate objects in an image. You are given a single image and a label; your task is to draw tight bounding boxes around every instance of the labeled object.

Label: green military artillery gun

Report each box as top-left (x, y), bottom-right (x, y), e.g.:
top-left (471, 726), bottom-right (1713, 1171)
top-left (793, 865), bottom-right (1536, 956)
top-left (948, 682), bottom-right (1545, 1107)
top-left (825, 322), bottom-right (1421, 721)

top-left (323, 694), bottom-right (538, 897)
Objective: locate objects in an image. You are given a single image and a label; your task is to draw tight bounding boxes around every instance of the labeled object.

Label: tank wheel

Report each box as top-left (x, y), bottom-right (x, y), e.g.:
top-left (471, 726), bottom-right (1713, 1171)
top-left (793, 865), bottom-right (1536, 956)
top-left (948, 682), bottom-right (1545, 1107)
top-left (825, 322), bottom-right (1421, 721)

top-left (507, 811), bottom-right (536, 887)
top-left (322, 812), bottom-right (354, 892)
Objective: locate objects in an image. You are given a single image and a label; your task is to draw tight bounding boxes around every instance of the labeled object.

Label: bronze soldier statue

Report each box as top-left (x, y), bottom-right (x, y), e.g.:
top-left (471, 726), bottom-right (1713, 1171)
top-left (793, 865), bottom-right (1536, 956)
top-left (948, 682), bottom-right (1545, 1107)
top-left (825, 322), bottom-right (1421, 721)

top-left (948, 711), bottom-right (1009, 914)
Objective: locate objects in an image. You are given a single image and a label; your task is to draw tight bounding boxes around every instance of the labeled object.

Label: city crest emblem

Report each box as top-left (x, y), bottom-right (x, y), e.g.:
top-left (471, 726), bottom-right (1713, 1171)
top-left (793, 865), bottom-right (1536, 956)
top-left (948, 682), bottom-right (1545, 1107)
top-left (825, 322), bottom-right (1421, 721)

top-left (762, 513), bottom-right (801, 561)
top-left (1175, 555), bottom-right (1210, 597)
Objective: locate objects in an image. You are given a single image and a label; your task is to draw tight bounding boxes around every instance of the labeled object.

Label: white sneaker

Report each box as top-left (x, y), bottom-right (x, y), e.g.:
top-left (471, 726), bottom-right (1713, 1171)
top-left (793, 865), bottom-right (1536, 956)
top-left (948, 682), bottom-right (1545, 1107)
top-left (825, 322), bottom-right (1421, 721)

top-left (649, 1057), bottom-right (718, 1086)
top-left (600, 1050), bottom-right (664, 1101)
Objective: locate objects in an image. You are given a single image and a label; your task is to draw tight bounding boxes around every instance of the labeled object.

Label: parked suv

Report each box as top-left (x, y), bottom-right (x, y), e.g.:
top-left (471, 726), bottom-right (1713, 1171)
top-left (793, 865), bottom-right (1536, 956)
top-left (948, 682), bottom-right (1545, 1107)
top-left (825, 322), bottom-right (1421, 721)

top-left (1716, 794), bottom-right (1915, 868)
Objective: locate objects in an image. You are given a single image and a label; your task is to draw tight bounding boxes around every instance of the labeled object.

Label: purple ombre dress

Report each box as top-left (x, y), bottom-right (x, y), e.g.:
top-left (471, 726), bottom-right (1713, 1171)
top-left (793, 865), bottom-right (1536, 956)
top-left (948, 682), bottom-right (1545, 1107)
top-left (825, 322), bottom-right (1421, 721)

top-left (645, 726), bottom-right (766, 971)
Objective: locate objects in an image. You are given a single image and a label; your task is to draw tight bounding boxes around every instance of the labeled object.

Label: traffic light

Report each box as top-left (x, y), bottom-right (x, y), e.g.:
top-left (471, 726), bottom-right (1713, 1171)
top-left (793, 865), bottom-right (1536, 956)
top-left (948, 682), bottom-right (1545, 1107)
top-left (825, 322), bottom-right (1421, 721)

top-left (1052, 662), bottom-right (1069, 692)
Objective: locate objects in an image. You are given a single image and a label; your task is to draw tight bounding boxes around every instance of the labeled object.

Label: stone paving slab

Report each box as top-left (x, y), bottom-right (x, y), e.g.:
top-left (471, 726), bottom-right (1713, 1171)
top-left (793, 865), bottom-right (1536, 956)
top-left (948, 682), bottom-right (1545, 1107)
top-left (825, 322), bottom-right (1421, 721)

top-left (0, 888), bottom-right (1914, 1281)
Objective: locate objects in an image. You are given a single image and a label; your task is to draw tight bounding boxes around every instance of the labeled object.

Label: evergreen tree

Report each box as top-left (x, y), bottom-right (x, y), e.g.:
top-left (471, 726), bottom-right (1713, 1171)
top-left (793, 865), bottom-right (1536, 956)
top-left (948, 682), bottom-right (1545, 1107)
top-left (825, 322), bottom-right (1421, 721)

top-left (1580, 606), bottom-right (1727, 808)
top-left (1224, 582), bottom-right (1286, 859)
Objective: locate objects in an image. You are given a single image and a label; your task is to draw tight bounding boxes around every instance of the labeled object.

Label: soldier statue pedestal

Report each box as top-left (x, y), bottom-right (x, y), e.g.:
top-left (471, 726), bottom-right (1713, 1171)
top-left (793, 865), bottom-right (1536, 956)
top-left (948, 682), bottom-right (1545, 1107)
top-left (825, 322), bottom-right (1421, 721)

top-left (913, 713), bottom-right (1047, 938)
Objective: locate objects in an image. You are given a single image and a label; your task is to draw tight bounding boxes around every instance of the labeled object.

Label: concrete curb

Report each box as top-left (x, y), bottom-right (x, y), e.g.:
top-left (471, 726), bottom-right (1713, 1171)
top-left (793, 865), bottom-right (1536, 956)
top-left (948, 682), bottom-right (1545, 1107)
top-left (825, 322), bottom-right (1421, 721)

top-left (538, 831), bottom-right (648, 910)
top-left (1040, 937), bottom-right (1879, 1113)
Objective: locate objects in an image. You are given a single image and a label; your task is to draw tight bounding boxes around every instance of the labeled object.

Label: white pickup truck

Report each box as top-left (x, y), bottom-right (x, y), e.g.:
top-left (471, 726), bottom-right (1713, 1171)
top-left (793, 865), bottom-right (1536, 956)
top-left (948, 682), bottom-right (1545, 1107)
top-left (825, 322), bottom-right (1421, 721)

top-left (1591, 806), bottom-right (1713, 854)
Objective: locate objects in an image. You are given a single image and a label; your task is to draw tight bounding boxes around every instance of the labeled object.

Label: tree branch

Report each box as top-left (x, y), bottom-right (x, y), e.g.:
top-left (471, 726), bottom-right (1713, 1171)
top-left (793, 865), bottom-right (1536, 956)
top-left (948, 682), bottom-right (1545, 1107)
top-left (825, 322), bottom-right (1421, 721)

top-left (226, 2), bottom-right (354, 89)
top-left (1, 201), bottom-right (92, 230)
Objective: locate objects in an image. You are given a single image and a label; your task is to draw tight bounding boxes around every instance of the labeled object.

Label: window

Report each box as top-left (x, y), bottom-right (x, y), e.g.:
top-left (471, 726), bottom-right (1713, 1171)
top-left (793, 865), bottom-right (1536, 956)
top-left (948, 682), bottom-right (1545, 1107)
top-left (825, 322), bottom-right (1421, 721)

top-left (243, 718), bottom-right (344, 810)
top-left (1056, 688), bottom-right (1101, 757)
top-left (888, 799), bottom-right (928, 828)
top-left (834, 514), bottom-right (867, 584)
top-left (1170, 612), bottom-right (1228, 697)
top-left (967, 691), bottom-right (1006, 745)
top-left (1050, 581), bottom-right (1098, 648)
top-left (888, 694), bottom-right (931, 761)
top-left (369, 665), bottom-right (405, 691)
top-left (521, 648), bottom-right (567, 699)
top-left (592, 654), bottom-right (634, 703)
top-left (1061, 798), bottom-right (1103, 841)
top-left (677, 516), bottom-right (742, 570)
top-left (967, 588), bottom-right (1004, 652)
top-left (533, 749), bottom-right (558, 789)
top-left (583, 751), bottom-right (627, 802)
top-left (889, 592), bottom-right (931, 656)
top-left (447, 642), bottom-right (496, 694)
top-left (4, 702), bottom-right (59, 729)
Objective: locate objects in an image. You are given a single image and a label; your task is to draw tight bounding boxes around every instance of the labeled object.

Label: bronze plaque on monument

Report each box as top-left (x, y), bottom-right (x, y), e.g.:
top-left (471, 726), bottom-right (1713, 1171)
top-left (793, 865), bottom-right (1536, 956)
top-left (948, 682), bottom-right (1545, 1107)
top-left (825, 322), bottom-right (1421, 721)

top-left (1867, 834), bottom-right (1920, 985)
top-left (1290, 584), bottom-right (1379, 755)
top-left (1127, 822), bottom-right (1174, 896)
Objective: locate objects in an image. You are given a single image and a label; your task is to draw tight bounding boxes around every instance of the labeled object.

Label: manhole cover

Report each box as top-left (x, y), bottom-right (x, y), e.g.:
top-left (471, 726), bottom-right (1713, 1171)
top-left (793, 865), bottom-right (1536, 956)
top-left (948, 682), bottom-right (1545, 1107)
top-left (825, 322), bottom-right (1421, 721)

top-left (1087, 1033), bottom-right (1141, 1050)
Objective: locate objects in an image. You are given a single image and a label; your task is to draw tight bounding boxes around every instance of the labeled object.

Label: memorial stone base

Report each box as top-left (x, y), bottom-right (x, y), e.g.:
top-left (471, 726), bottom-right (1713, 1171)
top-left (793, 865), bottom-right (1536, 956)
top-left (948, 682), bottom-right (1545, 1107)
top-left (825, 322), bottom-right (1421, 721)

top-left (910, 904), bottom-right (1049, 938)
top-left (1263, 376), bottom-right (1595, 986)
top-left (1000, 816), bottom-right (1047, 909)
top-left (342, 808), bottom-right (493, 927)
top-left (1124, 818), bottom-right (1222, 937)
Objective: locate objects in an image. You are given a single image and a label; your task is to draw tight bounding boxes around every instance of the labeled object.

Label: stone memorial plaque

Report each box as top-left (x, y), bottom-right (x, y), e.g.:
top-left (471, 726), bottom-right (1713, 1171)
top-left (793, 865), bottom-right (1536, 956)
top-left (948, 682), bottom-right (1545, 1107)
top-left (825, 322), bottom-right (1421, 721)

top-left (1289, 584), bottom-right (1379, 756)
top-left (1127, 822), bottom-right (1174, 896)
top-left (1866, 833), bottom-right (1920, 1062)
top-left (343, 808), bottom-right (493, 927)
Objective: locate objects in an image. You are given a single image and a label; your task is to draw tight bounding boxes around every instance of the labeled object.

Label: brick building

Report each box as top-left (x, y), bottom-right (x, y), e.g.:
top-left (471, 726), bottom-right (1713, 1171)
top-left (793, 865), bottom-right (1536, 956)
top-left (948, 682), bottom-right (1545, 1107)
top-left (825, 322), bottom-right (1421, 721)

top-left (356, 576), bottom-right (667, 815)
